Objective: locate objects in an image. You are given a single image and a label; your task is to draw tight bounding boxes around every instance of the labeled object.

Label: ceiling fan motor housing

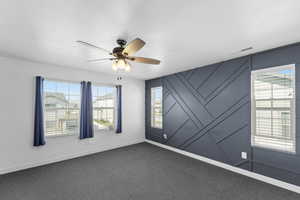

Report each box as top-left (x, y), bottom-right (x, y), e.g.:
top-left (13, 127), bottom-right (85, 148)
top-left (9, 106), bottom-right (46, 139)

top-left (113, 39), bottom-right (127, 57)
top-left (112, 47), bottom-right (124, 57)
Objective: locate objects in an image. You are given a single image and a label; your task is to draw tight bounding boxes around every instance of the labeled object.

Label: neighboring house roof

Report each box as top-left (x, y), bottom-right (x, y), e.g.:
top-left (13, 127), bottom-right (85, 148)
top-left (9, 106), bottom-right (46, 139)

top-left (45, 92), bottom-right (78, 108)
top-left (93, 93), bottom-right (113, 103)
top-left (45, 92), bottom-right (68, 104)
top-left (45, 92), bottom-right (113, 108)
top-left (257, 74), bottom-right (292, 87)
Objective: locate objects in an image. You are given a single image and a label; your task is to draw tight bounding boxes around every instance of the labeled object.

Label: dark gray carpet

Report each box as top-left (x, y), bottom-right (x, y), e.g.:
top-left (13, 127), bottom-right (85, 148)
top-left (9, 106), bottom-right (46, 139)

top-left (0, 143), bottom-right (299, 200)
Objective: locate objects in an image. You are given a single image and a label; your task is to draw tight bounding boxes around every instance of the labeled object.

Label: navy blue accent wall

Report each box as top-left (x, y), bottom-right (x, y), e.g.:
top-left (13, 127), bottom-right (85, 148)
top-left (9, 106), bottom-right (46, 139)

top-left (145, 42), bottom-right (300, 186)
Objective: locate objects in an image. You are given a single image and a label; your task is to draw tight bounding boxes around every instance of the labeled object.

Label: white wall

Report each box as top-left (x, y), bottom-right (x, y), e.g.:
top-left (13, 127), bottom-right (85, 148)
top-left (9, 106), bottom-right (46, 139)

top-left (0, 56), bottom-right (145, 174)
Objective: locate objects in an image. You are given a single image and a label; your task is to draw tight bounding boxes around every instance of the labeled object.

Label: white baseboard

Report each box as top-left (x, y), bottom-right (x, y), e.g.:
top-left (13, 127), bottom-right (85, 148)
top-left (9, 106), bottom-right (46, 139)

top-left (145, 139), bottom-right (300, 194)
top-left (0, 141), bottom-right (143, 175)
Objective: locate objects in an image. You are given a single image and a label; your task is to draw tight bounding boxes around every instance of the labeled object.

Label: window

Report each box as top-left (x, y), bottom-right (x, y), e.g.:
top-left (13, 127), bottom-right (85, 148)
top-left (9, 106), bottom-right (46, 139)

top-left (92, 85), bottom-right (115, 131)
top-left (151, 87), bottom-right (163, 129)
top-left (44, 80), bottom-right (81, 136)
top-left (251, 64), bottom-right (296, 153)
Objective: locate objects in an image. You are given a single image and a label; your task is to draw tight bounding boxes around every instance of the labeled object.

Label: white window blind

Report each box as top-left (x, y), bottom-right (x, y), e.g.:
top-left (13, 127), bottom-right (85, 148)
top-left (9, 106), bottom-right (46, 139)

top-left (151, 87), bottom-right (163, 129)
top-left (44, 80), bottom-right (81, 136)
top-left (251, 64), bottom-right (296, 153)
top-left (92, 85), bottom-right (115, 131)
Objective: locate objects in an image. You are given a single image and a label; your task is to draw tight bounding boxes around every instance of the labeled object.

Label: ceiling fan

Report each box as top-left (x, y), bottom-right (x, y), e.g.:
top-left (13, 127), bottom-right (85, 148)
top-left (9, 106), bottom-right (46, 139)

top-left (77, 38), bottom-right (160, 72)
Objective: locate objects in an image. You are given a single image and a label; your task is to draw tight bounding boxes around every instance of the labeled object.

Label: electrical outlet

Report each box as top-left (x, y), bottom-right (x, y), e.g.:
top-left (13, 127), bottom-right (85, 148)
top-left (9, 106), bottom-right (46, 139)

top-left (163, 134), bottom-right (167, 139)
top-left (241, 152), bottom-right (247, 159)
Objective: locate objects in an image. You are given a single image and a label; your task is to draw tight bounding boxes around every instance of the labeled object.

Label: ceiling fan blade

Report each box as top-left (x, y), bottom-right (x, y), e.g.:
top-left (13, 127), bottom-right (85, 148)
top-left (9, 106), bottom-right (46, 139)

top-left (122, 38), bottom-right (145, 56)
top-left (77, 40), bottom-right (112, 55)
top-left (128, 57), bottom-right (160, 65)
top-left (88, 58), bottom-right (114, 63)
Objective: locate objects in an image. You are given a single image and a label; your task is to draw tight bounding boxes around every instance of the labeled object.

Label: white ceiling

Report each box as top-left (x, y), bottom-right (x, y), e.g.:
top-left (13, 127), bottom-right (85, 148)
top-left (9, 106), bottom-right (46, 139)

top-left (1, 0), bottom-right (300, 80)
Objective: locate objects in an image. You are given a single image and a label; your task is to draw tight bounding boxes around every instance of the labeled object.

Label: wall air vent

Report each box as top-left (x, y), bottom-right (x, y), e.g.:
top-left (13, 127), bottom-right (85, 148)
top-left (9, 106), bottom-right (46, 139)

top-left (240, 47), bottom-right (253, 52)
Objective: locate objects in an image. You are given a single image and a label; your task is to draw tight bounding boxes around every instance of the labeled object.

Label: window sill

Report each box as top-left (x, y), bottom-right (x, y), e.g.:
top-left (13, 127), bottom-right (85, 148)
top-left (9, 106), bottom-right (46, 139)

top-left (252, 143), bottom-right (296, 155)
top-left (151, 127), bottom-right (163, 130)
top-left (45, 133), bottom-right (77, 138)
top-left (45, 129), bottom-right (116, 138)
top-left (94, 129), bottom-right (115, 134)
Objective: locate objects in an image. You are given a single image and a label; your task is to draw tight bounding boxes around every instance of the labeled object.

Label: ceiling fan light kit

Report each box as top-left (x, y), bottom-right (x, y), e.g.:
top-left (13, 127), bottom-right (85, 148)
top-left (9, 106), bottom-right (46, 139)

top-left (77, 38), bottom-right (160, 73)
top-left (112, 59), bottom-right (131, 72)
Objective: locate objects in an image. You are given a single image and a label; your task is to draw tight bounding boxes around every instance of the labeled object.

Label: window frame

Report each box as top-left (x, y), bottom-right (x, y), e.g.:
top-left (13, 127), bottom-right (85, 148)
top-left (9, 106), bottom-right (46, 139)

top-left (43, 78), bottom-right (81, 138)
top-left (92, 83), bottom-right (117, 133)
top-left (151, 86), bottom-right (163, 129)
top-left (251, 64), bottom-right (296, 154)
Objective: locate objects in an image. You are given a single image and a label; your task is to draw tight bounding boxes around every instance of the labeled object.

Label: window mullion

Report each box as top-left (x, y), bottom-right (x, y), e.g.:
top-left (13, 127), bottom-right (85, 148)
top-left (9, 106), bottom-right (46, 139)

top-left (270, 81), bottom-right (274, 138)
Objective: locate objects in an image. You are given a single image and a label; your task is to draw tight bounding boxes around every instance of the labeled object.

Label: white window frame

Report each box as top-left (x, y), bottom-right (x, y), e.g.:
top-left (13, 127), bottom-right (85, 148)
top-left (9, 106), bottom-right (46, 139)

top-left (151, 86), bottom-right (163, 129)
top-left (43, 78), bottom-right (81, 138)
top-left (251, 64), bottom-right (296, 153)
top-left (92, 84), bottom-right (116, 132)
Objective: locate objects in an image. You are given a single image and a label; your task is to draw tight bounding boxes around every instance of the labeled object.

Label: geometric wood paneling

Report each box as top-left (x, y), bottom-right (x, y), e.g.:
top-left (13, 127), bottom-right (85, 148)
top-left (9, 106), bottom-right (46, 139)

top-left (156, 56), bottom-right (251, 169)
